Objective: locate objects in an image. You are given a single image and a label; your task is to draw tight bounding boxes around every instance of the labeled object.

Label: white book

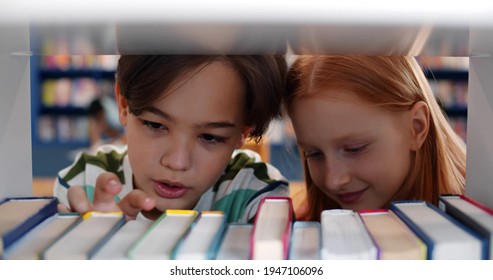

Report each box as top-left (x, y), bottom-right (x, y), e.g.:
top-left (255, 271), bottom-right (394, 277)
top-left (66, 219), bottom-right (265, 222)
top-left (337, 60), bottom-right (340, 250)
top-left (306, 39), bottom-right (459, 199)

top-left (251, 197), bottom-right (293, 260)
top-left (321, 209), bottom-right (377, 260)
top-left (171, 211), bottom-right (227, 260)
top-left (215, 224), bottom-right (252, 260)
top-left (128, 210), bottom-right (197, 260)
top-left (391, 200), bottom-right (485, 260)
top-left (41, 212), bottom-right (125, 260)
top-left (289, 221), bottom-right (321, 260)
top-left (4, 213), bottom-right (79, 260)
top-left (91, 218), bottom-right (153, 260)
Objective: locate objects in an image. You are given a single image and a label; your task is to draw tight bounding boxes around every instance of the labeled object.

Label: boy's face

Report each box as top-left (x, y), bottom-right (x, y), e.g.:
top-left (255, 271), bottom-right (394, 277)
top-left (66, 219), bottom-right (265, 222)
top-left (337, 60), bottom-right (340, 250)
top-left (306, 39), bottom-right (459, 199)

top-left (118, 61), bottom-right (249, 213)
top-left (290, 91), bottom-right (415, 211)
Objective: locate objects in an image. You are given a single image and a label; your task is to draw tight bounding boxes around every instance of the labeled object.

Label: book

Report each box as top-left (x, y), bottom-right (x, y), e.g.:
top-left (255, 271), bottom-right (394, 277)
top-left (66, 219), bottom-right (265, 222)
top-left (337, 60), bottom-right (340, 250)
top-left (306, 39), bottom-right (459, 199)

top-left (171, 211), bottom-right (227, 260)
top-left (289, 221), bottom-right (321, 260)
top-left (359, 209), bottom-right (426, 260)
top-left (3, 213), bottom-right (79, 260)
top-left (250, 196), bottom-right (293, 260)
top-left (41, 211), bottom-right (125, 259)
top-left (128, 209), bottom-right (197, 260)
top-left (390, 200), bottom-right (487, 259)
top-left (90, 218), bottom-right (153, 260)
top-left (0, 196), bottom-right (58, 256)
top-left (321, 209), bottom-right (377, 260)
top-left (439, 194), bottom-right (493, 259)
top-left (215, 223), bottom-right (252, 260)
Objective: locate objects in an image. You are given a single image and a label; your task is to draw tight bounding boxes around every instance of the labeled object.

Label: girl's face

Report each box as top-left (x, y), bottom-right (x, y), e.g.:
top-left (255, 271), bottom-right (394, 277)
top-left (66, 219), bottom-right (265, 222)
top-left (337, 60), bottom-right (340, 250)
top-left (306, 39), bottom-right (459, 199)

top-left (118, 61), bottom-right (249, 214)
top-left (290, 91), bottom-right (415, 211)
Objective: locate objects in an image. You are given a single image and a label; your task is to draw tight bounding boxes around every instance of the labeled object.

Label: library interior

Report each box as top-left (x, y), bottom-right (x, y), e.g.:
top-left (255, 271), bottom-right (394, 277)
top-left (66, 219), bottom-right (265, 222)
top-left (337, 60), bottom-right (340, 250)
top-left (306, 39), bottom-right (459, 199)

top-left (1, 2), bottom-right (493, 262)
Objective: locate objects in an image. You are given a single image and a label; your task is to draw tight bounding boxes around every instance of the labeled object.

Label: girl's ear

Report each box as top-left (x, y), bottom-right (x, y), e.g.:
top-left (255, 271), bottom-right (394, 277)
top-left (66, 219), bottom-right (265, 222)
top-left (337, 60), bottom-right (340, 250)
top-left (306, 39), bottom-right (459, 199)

top-left (115, 83), bottom-right (128, 127)
top-left (236, 126), bottom-right (252, 149)
top-left (409, 101), bottom-right (430, 151)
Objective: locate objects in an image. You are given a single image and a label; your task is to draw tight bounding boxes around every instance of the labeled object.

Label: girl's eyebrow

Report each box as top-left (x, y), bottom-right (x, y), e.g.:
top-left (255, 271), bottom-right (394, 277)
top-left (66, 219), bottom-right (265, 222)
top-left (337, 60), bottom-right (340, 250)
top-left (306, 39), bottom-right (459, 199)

top-left (142, 106), bottom-right (238, 129)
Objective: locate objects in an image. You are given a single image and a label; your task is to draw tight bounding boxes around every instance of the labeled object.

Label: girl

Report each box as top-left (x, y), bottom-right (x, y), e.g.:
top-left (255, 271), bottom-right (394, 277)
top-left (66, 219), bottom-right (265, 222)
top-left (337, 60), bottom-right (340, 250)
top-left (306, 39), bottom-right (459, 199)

top-left (55, 55), bottom-right (289, 223)
top-left (284, 55), bottom-right (466, 221)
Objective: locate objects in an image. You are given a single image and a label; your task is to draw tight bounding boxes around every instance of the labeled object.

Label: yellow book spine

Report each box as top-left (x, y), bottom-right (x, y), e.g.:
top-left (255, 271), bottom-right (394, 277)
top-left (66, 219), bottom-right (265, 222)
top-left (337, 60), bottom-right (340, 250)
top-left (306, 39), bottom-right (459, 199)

top-left (165, 209), bottom-right (197, 215)
top-left (81, 211), bottom-right (124, 220)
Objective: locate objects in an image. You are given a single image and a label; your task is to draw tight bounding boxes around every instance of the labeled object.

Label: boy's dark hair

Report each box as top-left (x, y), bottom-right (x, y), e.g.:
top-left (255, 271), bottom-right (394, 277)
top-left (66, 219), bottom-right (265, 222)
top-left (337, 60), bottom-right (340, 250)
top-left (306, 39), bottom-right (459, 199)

top-left (116, 55), bottom-right (287, 142)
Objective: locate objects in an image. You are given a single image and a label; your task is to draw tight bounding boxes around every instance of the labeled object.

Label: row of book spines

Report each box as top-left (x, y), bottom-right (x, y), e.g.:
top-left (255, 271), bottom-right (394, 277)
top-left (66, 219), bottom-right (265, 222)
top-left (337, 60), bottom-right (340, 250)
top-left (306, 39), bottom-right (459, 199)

top-left (41, 78), bottom-right (114, 108)
top-left (3, 195), bottom-right (491, 260)
top-left (1, 196), bottom-right (290, 260)
top-left (39, 54), bottom-right (118, 71)
top-left (290, 197), bottom-right (492, 260)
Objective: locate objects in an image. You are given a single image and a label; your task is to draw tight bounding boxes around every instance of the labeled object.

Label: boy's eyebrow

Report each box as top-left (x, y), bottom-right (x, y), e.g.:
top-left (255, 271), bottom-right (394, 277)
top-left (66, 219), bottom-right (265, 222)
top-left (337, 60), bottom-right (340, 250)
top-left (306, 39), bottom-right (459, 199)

top-left (142, 106), bottom-right (237, 129)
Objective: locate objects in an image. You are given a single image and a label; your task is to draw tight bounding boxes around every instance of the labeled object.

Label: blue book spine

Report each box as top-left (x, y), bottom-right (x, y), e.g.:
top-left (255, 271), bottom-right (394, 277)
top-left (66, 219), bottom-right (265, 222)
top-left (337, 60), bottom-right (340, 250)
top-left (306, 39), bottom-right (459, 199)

top-left (206, 215), bottom-right (228, 260)
top-left (1, 196), bottom-right (58, 251)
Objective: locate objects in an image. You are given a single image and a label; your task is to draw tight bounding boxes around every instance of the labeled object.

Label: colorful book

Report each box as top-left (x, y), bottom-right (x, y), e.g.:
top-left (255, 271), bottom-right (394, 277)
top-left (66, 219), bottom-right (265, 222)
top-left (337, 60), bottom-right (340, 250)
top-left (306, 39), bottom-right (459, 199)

top-left (171, 211), bottom-right (227, 260)
top-left (0, 196), bottom-right (58, 256)
top-left (215, 224), bottom-right (252, 260)
top-left (41, 211), bottom-right (125, 259)
top-left (289, 221), bottom-right (321, 260)
top-left (359, 209), bottom-right (426, 260)
top-left (128, 209), bottom-right (197, 260)
top-left (3, 213), bottom-right (79, 260)
top-left (91, 218), bottom-right (153, 260)
top-left (439, 194), bottom-right (493, 259)
top-left (250, 196), bottom-right (293, 260)
top-left (390, 200), bottom-right (487, 259)
top-left (320, 209), bottom-right (377, 260)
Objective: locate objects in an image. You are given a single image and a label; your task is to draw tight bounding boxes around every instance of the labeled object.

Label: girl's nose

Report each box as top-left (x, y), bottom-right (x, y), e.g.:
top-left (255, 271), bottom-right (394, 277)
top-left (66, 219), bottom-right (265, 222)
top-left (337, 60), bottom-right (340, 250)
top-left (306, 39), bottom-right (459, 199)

top-left (324, 159), bottom-right (351, 192)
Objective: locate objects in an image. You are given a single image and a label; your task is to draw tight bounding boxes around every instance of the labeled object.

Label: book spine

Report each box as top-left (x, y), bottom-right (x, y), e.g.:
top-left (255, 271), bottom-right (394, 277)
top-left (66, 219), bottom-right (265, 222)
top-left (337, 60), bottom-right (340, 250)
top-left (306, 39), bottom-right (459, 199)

top-left (206, 214), bottom-right (228, 260)
top-left (439, 195), bottom-right (491, 259)
top-left (358, 210), bottom-right (387, 259)
top-left (1, 197), bottom-right (58, 251)
top-left (250, 196), bottom-right (293, 260)
top-left (87, 212), bottom-right (126, 259)
top-left (389, 201), bottom-right (435, 260)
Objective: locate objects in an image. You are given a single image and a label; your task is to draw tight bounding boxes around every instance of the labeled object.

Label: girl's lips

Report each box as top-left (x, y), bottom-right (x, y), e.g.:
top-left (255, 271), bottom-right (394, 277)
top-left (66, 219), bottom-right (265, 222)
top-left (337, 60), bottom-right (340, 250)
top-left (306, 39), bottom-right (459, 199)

top-left (337, 188), bottom-right (368, 204)
top-left (153, 181), bottom-right (189, 199)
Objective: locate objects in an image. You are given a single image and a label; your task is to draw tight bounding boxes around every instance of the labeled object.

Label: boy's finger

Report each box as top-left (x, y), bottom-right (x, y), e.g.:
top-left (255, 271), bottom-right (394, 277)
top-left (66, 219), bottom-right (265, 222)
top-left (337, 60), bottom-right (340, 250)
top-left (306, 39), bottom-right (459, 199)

top-left (57, 203), bottom-right (71, 213)
top-left (92, 172), bottom-right (122, 212)
top-left (67, 186), bottom-right (92, 213)
top-left (118, 190), bottom-right (156, 220)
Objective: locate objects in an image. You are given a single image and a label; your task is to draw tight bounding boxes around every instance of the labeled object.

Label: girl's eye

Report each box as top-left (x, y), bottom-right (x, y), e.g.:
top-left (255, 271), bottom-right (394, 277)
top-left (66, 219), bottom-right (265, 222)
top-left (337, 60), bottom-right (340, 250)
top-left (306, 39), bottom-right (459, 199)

top-left (142, 120), bottom-right (166, 131)
top-left (199, 133), bottom-right (226, 144)
top-left (344, 144), bottom-right (367, 154)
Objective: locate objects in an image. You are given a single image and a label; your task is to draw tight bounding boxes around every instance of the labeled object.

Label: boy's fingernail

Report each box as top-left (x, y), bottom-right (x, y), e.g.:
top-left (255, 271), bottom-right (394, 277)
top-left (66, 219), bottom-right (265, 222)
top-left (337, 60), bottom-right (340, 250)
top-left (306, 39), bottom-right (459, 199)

top-left (108, 179), bottom-right (119, 188)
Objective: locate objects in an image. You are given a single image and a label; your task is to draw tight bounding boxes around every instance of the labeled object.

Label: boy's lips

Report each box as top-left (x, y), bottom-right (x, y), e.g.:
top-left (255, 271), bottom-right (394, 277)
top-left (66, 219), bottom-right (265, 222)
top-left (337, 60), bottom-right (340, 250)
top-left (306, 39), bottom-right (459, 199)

top-left (153, 180), bottom-right (189, 199)
top-left (336, 188), bottom-right (368, 204)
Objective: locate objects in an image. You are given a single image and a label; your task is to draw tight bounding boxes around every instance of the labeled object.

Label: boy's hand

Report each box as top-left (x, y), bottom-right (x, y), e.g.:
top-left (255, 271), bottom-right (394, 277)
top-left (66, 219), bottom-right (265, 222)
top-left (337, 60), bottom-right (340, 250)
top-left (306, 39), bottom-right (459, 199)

top-left (63, 172), bottom-right (156, 220)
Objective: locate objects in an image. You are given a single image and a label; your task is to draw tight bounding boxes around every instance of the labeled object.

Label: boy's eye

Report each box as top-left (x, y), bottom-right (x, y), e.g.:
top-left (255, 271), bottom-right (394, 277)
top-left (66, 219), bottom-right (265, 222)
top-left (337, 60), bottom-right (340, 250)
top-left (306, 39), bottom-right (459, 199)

top-left (199, 133), bottom-right (226, 144)
top-left (304, 150), bottom-right (322, 159)
top-left (143, 120), bottom-right (166, 131)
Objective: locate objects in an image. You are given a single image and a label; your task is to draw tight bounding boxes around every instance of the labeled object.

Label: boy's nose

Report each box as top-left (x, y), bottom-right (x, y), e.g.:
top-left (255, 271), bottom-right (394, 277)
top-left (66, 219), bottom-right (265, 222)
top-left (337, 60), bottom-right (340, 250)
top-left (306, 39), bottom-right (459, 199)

top-left (161, 140), bottom-right (193, 171)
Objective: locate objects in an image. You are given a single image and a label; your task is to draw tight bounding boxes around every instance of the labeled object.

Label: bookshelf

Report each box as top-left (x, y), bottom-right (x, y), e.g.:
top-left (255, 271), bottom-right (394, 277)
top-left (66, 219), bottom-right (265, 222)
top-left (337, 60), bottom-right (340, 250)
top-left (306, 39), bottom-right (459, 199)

top-left (30, 53), bottom-right (118, 177)
top-left (0, 3), bottom-right (493, 208)
top-left (31, 55), bottom-right (117, 147)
